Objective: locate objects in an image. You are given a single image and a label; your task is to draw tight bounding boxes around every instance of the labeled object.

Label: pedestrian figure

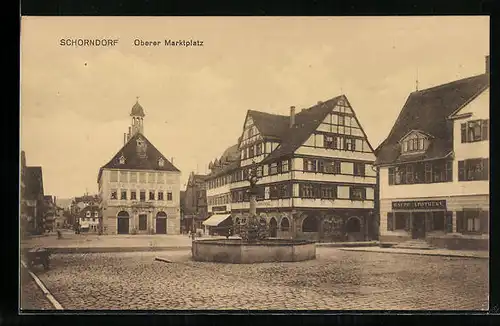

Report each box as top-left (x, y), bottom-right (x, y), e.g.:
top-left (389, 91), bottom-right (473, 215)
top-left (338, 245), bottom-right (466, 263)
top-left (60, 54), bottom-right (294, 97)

top-left (57, 230), bottom-right (62, 239)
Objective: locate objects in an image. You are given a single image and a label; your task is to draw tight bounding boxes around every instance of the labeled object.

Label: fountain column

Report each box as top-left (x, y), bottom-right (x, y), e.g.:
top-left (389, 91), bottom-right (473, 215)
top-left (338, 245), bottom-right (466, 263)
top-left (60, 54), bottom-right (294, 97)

top-left (249, 192), bottom-right (257, 216)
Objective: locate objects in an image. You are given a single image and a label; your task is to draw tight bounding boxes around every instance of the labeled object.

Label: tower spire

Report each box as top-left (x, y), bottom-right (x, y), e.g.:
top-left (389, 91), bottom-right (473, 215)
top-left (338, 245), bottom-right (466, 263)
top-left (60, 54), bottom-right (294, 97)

top-left (415, 67), bottom-right (419, 91)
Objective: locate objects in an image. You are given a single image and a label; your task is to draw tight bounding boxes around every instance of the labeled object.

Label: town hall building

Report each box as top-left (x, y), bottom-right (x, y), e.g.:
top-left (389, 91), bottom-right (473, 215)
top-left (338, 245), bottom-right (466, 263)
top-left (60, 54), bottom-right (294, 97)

top-left (97, 99), bottom-right (181, 235)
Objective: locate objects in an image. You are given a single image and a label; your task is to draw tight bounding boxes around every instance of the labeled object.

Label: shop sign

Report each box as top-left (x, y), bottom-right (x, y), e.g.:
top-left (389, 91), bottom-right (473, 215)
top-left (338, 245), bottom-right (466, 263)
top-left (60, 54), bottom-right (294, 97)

top-left (392, 200), bottom-right (447, 210)
top-left (212, 205), bottom-right (227, 212)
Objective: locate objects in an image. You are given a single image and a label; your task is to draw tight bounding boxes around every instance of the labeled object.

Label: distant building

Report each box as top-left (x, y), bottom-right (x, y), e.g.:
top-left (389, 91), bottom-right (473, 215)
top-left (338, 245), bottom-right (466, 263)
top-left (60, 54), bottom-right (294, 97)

top-left (69, 194), bottom-right (100, 226)
top-left (97, 99), bottom-right (181, 235)
top-left (375, 58), bottom-right (489, 250)
top-left (78, 205), bottom-right (102, 232)
top-left (183, 172), bottom-right (209, 233)
top-left (204, 95), bottom-right (378, 241)
top-left (22, 152), bottom-right (45, 234)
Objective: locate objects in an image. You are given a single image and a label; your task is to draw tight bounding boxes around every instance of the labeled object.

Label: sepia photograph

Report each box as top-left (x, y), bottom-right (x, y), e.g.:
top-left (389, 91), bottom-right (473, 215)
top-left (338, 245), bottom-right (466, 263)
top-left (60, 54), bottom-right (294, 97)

top-left (20, 16), bottom-right (489, 311)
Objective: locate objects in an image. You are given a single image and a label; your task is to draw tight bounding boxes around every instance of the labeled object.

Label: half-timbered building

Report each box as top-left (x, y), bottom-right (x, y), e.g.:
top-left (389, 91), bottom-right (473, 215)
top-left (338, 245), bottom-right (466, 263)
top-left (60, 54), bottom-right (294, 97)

top-left (375, 57), bottom-right (489, 250)
top-left (204, 95), bottom-right (378, 242)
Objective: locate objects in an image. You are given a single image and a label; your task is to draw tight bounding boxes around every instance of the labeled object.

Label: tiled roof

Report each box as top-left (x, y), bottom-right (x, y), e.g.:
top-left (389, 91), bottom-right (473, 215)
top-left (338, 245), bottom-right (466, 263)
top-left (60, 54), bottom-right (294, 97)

top-left (98, 132), bottom-right (180, 182)
top-left (248, 110), bottom-right (290, 140)
top-left (24, 167), bottom-right (44, 200)
top-left (207, 144), bottom-right (240, 178)
top-left (261, 96), bottom-right (343, 163)
top-left (375, 74), bottom-right (489, 166)
top-left (79, 205), bottom-right (102, 218)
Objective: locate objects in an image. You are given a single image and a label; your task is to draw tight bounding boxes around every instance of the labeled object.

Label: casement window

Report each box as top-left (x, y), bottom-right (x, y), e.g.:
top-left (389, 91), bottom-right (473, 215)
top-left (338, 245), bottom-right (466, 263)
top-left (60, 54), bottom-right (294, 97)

top-left (140, 191), bottom-right (146, 201)
top-left (269, 162), bottom-right (279, 175)
top-left (279, 184), bottom-right (291, 198)
top-left (320, 185), bottom-right (336, 199)
top-left (338, 115), bottom-right (345, 126)
top-left (458, 158), bottom-right (489, 181)
top-left (324, 135), bottom-right (337, 149)
top-left (243, 190), bottom-right (250, 202)
top-left (130, 191), bottom-right (137, 200)
top-left (281, 160), bottom-right (289, 173)
top-left (456, 210), bottom-right (489, 234)
top-left (345, 138), bottom-right (355, 151)
top-left (350, 187), bottom-right (366, 201)
top-left (300, 184), bottom-right (315, 198)
top-left (270, 185), bottom-right (279, 199)
top-left (264, 187), bottom-right (270, 200)
top-left (402, 137), bottom-right (426, 153)
top-left (303, 159), bottom-right (317, 172)
top-left (249, 146), bottom-right (255, 158)
top-left (110, 190), bottom-right (118, 200)
top-left (120, 190), bottom-right (127, 200)
top-left (149, 191), bottom-right (155, 200)
top-left (242, 150), bottom-right (247, 160)
top-left (462, 119), bottom-right (489, 143)
top-left (389, 160), bottom-right (452, 185)
top-left (158, 192), bottom-right (164, 201)
top-left (167, 192), bottom-right (173, 201)
top-left (353, 162), bottom-right (366, 177)
top-left (255, 143), bottom-right (262, 156)
top-left (323, 160), bottom-right (339, 174)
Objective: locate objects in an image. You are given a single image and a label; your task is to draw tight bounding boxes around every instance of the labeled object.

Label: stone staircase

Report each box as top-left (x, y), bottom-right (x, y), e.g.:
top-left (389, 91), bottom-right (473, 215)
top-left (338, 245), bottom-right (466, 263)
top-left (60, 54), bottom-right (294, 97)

top-left (393, 239), bottom-right (436, 250)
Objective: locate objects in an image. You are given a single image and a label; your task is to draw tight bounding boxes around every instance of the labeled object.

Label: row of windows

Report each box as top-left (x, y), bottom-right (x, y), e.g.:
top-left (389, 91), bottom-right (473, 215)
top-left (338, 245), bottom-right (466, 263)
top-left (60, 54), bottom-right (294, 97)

top-left (110, 189), bottom-right (173, 201)
top-left (208, 194), bottom-right (231, 206)
top-left (229, 183), bottom-right (373, 202)
top-left (109, 171), bottom-right (168, 184)
top-left (207, 159), bottom-right (372, 190)
top-left (401, 136), bottom-right (429, 154)
top-left (387, 210), bottom-right (489, 234)
top-left (80, 217), bottom-right (98, 222)
top-left (323, 135), bottom-right (360, 152)
top-left (388, 160), bottom-right (453, 185)
top-left (241, 141), bottom-right (264, 160)
top-left (388, 158), bottom-right (489, 185)
top-left (461, 119), bottom-right (489, 143)
top-left (84, 211), bottom-right (99, 218)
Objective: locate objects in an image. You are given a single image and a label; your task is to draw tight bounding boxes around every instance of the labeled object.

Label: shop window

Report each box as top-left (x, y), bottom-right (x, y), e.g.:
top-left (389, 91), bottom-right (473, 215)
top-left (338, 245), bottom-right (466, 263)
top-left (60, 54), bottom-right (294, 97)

top-left (457, 210), bottom-right (489, 234)
top-left (431, 211), bottom-right (445, 231)
top-left (394, 212), bottom-right (409, 230)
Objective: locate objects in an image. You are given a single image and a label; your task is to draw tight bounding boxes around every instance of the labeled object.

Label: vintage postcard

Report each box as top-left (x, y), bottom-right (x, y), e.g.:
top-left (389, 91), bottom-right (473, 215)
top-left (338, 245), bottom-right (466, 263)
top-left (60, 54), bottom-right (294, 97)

top-left (20, 16), bottom-right (489, 311)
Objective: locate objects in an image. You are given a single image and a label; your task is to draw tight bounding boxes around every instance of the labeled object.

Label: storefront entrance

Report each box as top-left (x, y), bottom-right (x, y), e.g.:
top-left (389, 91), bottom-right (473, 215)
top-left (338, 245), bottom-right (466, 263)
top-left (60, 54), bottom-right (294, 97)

top-left (412, 212), bottom-right (426, 239)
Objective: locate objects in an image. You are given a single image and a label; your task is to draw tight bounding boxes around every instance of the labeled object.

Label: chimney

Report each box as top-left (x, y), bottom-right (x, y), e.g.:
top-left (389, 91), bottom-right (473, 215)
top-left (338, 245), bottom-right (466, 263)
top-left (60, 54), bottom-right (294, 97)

top-left (123, 133), bottom-right (127, 145)
top-left (171, 157), bottom-right (174, 164)
top-left (485, 55), bottom-right (490, 74)
top-left (290, 106), bottom-right (296, 128)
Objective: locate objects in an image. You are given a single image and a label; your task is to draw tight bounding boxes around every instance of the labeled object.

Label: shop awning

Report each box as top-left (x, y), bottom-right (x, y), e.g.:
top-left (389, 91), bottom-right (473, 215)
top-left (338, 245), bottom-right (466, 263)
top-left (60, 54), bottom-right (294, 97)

top-left (202, 214), bottom-right (232, 227)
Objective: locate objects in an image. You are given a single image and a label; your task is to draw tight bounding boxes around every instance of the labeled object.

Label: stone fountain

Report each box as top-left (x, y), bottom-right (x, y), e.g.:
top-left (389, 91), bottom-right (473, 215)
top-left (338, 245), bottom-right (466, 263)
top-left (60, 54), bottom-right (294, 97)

top-left (192, 161), bottom-right (316, 264)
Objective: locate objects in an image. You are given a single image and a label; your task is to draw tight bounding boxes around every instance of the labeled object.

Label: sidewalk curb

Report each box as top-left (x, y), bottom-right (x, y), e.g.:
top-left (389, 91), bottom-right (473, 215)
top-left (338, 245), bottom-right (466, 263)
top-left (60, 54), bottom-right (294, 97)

top-left (316, 241), bottom-right (379, 248)
top-left (21, 261), bottom-right (63, 310)
top-left (44, 245), bottom-right (192, 254)
top-left (339, 248), bottom-right (489, 260)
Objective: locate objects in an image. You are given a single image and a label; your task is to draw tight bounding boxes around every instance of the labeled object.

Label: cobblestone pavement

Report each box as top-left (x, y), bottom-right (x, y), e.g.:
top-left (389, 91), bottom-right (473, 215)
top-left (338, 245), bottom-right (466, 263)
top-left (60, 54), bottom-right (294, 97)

top-left (23, 248), bottom-right (488, 310)
top-left (20, 265), bottom-right (53, 310)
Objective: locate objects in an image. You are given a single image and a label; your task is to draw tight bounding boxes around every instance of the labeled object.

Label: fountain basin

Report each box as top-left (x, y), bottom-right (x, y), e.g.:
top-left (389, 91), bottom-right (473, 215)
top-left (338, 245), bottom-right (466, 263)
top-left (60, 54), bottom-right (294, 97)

top-left (192, 238), bottom-right (316, 264)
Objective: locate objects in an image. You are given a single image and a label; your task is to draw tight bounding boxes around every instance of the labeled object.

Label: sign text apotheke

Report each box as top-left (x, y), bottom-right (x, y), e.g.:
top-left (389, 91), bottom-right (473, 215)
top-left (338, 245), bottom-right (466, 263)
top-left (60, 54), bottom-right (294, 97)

top-left (392, 200), bottom-right (447, 210)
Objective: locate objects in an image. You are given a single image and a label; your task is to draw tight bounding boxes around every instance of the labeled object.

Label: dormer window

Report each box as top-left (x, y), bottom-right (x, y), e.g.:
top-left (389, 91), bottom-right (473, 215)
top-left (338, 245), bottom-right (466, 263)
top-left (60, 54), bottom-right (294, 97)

top-left (119, 155), bottom-right (126, 164)
top-left (400, 131), bottom-right (431, 154)
top-left (158, 158), bottom-right (164, 167)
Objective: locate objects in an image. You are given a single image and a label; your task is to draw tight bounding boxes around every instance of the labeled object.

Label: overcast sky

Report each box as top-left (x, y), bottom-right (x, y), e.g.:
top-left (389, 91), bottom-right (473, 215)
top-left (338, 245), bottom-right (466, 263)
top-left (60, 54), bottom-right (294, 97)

top-left (20, 16), bottom-right (489, 199)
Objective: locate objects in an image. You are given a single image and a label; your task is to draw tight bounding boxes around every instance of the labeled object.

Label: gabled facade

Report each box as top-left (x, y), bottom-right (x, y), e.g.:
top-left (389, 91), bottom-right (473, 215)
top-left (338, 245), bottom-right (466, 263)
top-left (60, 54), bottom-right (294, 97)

top-left (97, 100), bottom-right (181, 235)
top-left (374, 63), bottom-right (489, 250)
top-left (78, 205), bottom-right (102, 232)
top-left (22, 155), bottom-right (45, 233)
top-left (205, 94), bottom-right (378, 241)
top-left (183, 172), bottom-right (209, 233)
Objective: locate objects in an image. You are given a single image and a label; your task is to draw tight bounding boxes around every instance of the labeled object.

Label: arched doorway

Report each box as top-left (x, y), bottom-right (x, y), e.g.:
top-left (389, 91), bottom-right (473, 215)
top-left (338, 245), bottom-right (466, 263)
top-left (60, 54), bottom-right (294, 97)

top-left (117, 211), bottom-right (130, 234)
top-left (280, 217), bottom-right (290, 232)
top-left (345, 216), bottom-right (363, 241)
top-left (269, 217), bottom-right (277, 237)
top-left (302, 216), bottom-right (319, 232)
top-left (156, 211), bottom-right (167, 234)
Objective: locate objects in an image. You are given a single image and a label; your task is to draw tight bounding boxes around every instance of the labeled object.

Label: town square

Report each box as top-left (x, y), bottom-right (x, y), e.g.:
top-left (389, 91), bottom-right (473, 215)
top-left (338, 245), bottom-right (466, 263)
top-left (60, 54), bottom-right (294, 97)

top-left (20, 16), bottom-right (489, 311)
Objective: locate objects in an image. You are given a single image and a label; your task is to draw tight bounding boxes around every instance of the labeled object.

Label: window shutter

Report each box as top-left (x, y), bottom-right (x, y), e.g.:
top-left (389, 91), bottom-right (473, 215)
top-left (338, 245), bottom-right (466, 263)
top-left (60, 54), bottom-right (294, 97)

top-left (480, 210), bottom-right (489, 234)
top-left (461, 123), bottom-right (467, 143)
top-left (388, 168), bottom-right (394, 185)
top-left (458, 161), bottom-right (465, 181)
top-left (387, 212), bottom-right (394, 231)
top-left (456, 211), bottom-right (464, 233)
top-left (445, 212), bottom-right (453, 233)
top-left (482, 158), bottom-right (489, 180)
top-left (481, 119), bottom-right (489, 141)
